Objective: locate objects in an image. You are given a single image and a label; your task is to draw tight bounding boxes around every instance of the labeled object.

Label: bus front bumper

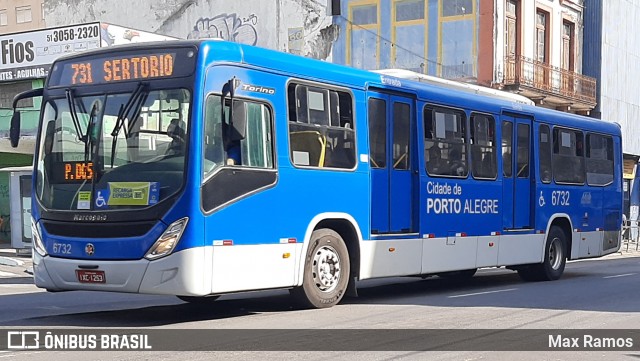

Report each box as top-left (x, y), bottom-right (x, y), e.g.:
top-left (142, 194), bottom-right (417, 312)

top-left (32, 246), bottom-right (213, 296)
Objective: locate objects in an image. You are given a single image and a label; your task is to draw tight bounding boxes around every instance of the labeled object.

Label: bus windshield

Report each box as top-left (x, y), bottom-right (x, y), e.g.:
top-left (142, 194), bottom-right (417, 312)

top-left (35, 88), bottom-right (191, 211)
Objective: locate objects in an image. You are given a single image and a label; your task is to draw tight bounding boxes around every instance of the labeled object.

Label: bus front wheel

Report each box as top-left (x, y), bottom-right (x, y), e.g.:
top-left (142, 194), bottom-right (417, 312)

top-left (291, 228), bottom-right (350, 309)
top-left (518, 226), bottom-right (567, 281)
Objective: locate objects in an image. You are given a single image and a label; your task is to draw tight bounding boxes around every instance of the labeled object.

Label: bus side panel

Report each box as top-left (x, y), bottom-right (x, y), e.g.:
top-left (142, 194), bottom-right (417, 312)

top-left (601, 136), bottom-right (624, 255)
top-left (359, 238), bottom-right (422, 279)
top-left (211, 244), bottom-right (301, 294)
top-left (578, 231), bottom-right (603, 258)
top-left (497, 233), bottom-right (545, 266)
top-left (421, 236), bottom-right (478, 274)
top-left (420, 177), bottom-right (503, 271)
top-left (201, 65), bottom-right (370, 294)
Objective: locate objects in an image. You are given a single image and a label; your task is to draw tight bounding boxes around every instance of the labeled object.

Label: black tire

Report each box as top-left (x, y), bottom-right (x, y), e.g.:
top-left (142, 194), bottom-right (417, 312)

top-left (177, 295), bottom-right (220, 304)
top-left (437, 268), bottom-right (477, 280)
top-left (291, 228), bottom-right (350, 309)
top-left (518, 226), bottom-right (567, 282)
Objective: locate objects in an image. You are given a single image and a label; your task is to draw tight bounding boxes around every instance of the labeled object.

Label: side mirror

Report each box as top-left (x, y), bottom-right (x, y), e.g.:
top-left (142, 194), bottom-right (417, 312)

top-left (10, 87), bottom-right (44, 148)
top-left (221, 77), bottom-right (245, 141)
top-left (10, 111), bottom-right (21, 148)
top-left (230, 100), bottom-right (246, 141)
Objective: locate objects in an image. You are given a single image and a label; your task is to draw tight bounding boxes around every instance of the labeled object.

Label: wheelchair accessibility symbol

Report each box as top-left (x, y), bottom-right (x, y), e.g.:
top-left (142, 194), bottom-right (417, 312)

top-left (95, 191), bottom-right (106, 208)
top-left (539, 191), bottom-right (545, 207)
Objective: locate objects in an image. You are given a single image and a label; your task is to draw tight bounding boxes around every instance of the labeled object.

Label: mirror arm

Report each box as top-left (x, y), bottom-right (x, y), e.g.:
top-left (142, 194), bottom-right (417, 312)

top-left (12, 88), bottom-right (43, 110)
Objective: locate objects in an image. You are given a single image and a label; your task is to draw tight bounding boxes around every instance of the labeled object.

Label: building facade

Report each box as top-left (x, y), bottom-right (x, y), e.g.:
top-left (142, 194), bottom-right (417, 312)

top-left (331, 0), bottom-right (482, 81)
top-left (489, 0), bottom-right (595, 113)
top-left (583, 0), bottom-right (640, 221)
top-left (0, 0), bottom-right (45, 34)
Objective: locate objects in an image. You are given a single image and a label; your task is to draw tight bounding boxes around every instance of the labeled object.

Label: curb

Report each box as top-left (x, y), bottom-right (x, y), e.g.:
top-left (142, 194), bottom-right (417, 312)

top-left (0, 256), bottom-right (25, 267)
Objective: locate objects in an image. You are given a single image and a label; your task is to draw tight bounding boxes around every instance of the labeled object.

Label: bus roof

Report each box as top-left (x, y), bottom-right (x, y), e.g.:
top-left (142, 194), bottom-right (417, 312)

top-left (51, 39), bottom-right (621, 137)
top-left (373, 68), bottom-right (535, 106)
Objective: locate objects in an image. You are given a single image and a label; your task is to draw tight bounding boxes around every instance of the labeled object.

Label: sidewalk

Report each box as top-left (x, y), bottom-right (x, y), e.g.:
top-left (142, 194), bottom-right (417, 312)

top-left (0, 243), bottom-right (33, 280)
top-left (607, 244), bottom-right (640, 259)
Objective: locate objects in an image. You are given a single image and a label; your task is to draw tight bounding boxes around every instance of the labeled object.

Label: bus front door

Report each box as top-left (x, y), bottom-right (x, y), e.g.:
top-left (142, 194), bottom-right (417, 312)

top-left (368, 92), bottom-right (415, 234)
top-left (502, 114), bottom-right (533, 230)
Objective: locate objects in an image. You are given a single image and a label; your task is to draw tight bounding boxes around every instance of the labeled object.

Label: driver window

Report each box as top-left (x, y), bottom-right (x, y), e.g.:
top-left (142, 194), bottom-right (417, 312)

top-left (203, 95), bottom-right (274, 178)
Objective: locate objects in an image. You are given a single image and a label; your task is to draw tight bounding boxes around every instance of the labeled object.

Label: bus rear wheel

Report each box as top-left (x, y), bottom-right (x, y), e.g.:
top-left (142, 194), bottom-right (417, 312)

top-left (518, 226), bottom-right (567, 282)
top-left (291, 228), bottom-right (350, 309)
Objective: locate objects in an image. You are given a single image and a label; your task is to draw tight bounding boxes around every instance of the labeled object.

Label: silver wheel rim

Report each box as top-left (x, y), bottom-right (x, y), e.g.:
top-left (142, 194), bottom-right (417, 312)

top-left (549, 237), bottom-right (563, 270)
top-left (312, 245), bottom-right (341, 292)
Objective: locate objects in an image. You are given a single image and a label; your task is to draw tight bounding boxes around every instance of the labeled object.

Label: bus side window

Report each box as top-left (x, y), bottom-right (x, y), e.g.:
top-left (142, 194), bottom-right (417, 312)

top-left (424, 105), bottom-right (468, 177)
top-left (368, 98), bottom-right (387, 168)
top-left (502, 121), bottom-right (513, 177)
top-left (538, 124), bottom-right (552, 183)
top-left (470, 113), bottom-right (496, 179)
top-left (203, 95), bottom-right (225, 172)
top-left (238, 101), bottom-right (273, 168)
top-left (202, 96), bottom-right (274, 174)
top-left (586, 133), bottom-right (614, 186)
top-left (553, 127), bottom-right (585, 184)
top-left (289, 83), bottom-right (355, 169)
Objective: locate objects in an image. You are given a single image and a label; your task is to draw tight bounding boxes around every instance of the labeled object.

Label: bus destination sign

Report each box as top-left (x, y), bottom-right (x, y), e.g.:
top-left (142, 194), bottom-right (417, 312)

top-left (48, 47), bottom-right (196, 87)
top-left (67, 53), bottom-right (175, 85)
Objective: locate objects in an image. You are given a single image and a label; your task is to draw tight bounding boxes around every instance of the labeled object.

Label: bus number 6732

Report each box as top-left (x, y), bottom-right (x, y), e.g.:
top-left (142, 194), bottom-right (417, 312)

top-left (551, 190), bottom-right (570, 206)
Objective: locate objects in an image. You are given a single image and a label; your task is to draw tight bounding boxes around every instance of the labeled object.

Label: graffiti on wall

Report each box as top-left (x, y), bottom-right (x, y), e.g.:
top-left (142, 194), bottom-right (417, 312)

top-left (187, 13), bottom-right (259, 45)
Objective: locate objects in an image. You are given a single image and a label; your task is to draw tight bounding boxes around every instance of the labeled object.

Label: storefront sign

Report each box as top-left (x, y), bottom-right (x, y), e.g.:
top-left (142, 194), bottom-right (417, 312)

top-left (0, 23), bottom-right (101, 81)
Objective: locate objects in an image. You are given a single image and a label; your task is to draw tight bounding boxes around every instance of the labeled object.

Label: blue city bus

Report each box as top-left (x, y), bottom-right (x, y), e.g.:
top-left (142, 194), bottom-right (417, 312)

top-left (10, 40), bottom-right (622, 308)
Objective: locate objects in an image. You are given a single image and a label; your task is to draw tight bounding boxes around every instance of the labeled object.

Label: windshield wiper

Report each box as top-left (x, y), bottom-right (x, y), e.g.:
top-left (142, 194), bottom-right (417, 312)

top-left (110, 83), bottom-right (148, 167)
top-left (65, 89), bottom-right (86, 143)
top-left (85, 100), bottom-right (101, 162)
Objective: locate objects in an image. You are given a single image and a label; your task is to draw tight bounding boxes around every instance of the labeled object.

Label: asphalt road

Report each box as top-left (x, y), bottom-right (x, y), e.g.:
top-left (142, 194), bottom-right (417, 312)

top-left (0, 252), bottom-right (638, 360)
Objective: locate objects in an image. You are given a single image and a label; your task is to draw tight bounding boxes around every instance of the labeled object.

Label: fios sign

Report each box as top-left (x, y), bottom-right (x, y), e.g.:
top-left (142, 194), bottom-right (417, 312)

top-left (1, 39), bottom-right (35, 66)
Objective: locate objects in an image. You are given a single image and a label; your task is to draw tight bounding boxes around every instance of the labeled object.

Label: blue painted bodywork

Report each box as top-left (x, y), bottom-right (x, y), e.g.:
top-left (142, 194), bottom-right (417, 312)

top-left (34, 39), bottom-right (622, 264)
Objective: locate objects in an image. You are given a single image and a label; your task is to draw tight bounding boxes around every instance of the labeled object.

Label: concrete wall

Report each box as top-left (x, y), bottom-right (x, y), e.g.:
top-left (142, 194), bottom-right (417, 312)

top-left (44, 0), bottom-right (338, 60)
top-left (599, 0), bottom-right (640, 156)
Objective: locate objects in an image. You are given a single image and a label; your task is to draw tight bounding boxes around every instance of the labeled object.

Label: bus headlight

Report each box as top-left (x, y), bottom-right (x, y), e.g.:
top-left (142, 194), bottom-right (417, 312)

top-left (145, 217), bottom-right (188, 260)
top-left (32, 219), bottom-right (47, 257)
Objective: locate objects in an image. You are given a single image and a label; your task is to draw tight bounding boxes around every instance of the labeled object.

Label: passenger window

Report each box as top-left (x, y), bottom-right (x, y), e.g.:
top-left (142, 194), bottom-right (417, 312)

top-left (393, 102), bottom-right (410, 170)
top-left (539, 124), bottom-right (552, 183)
top-left (368, 98), bottom-right (387, 168)
top-left (553, 127), bottom-right (585, 184)
top-left (470, 114), bottom-right (496, 179)
top-left (516, 123), bottom-right (530, 178)
top-left (424, 105), bottom-right (468, 177)
top-left (586, 133), bottom-right (614, 186)
top-left (288, 83), bottom-right (356, 169)
top-left (502, 121), bottom-right (513, 177)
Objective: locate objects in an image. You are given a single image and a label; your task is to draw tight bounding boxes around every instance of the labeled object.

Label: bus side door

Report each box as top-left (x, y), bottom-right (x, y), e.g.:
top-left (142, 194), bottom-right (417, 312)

top-left (368, 91), bottom-right (415, 234)
top-left (502, 113), bottom-right (533, 229)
